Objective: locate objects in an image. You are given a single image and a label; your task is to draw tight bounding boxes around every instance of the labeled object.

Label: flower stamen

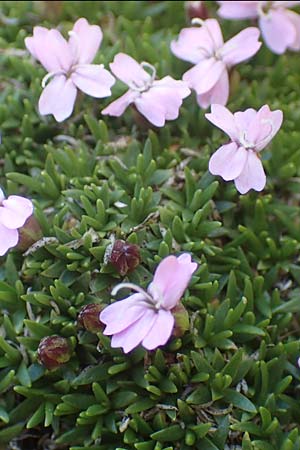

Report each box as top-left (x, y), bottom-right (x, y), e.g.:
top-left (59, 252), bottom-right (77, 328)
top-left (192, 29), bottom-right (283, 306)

top-left (112, 282), bottom-right (154, 304)
top-left (41, 70), bottom-right (65, 88)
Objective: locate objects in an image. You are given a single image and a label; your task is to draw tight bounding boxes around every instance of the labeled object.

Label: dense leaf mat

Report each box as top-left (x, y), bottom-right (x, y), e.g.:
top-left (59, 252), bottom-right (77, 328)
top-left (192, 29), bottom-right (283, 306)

top-left (0, 1), bottom-right (300, 449)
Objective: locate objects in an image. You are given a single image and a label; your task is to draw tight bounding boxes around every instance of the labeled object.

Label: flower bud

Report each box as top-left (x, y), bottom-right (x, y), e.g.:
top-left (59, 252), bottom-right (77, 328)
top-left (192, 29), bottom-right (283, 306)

top-left (172, 303), bottom-right (190, 338)
top-left (37, 335), bottom-right (71, 370)
top-left (17, 215), bottom-right (42, 252)
top-left (109, 240), bottom-right (141, 276)
top-left (77, 303), bottom-right (104, 333)
top-left (185, 1), bottom-right (208, 21)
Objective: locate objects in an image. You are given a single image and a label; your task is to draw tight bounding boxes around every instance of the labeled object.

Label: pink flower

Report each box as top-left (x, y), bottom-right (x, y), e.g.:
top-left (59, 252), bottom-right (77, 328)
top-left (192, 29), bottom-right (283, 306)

top-left (100, 254), bottom-right (197, 353)
top-left (171, 19), bottom-right (261, 108)
top-left (102, 53), bottom-right (191, 127)
top-left (217, 1), bottom-right (300, 54)
top-left (0, 188), bottom-right (33, 256)
top-left (206, 104), bottom-right (283, 194)
top-left (25, 18), bottom-right (115, 122)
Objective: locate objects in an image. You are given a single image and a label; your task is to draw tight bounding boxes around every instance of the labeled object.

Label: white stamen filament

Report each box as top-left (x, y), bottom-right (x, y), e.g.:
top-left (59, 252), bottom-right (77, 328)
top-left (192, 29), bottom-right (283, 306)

top-left (257, 118), bottom-right (274, 146)
top-left (240, 119), bottom-right (275, 150)
top-left (257, 1), bottom-right (272, 19)
top-left (191, 17), bottom-right (219, 58)
top-left (0, 187), bottom-right (5, 205)
top-left (127, 62), bottom-right (156, 93)
top-left (140, 61), bottom-right (157, 83)
top-left (41, 70), bottom-right (65, 88)
top-left (191, 17), bottom-right (204, 26)
top-left (111, 282), bottom-right (154, 303)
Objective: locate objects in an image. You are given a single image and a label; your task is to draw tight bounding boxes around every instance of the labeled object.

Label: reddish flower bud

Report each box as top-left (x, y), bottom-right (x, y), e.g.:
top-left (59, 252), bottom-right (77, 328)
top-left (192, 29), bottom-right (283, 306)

top-left (185, 1), bottom-right (208, 21)
top-left (109, 240), bottom-right (141, 276)
top-left (172, 303), bottom-right (190, 338)
top-left (17, 215), bottom-right (42, 252)
top-left (37, 335), bottom-right (71, 370)
top-left (77, 303), bottom-right (104, 333)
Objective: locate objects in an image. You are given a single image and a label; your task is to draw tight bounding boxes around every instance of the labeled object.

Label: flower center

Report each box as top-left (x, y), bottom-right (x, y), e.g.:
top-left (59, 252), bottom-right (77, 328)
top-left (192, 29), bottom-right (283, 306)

top-left (111, 282), bottom-right (164, 311)
top-left (41, 30), bottom-right (97, 88)
top-left (192, 17), bottom-right (222, 60)
top-left (127, 61), bottom-right (156, 93)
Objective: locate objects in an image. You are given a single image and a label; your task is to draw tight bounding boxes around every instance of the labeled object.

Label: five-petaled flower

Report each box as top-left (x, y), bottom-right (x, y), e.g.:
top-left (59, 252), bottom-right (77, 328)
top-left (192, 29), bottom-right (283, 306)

top-left (171, 18), bottom-right (261, 108)
top-left (217, 1), bottom-right (300, 54)
top-left (100, 254), bottom-right (197, 353)
top-left (25, 18), bottom-right (115, 122)
top-left (102, 53), bottom-right (191, 127)
top-left (206, 104), bottom-right (283, 194)
top-left (0, 188), bottom-right (33, 256)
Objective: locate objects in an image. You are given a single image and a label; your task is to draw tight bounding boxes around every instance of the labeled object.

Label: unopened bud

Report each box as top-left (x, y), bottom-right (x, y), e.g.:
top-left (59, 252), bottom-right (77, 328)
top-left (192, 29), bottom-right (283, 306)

top-left (37, 335), bottom-right (71, 370)
top-left (172, 303), bottom-right (189, 338)
top-left (185, 1), bottom-right (208, 21)
top-left (18, 215), bottom-right (42, 252)
top-left (78, 303), bottom-right (104, 333)
top-left (109, 240), bottom-right (141, 276)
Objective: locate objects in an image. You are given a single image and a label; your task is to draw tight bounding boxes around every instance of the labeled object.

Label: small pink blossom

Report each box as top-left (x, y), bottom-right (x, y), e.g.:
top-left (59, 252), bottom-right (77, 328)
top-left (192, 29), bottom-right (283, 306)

top-left (25, 18), bottom-right (115, 122)
top-left (206, 104), bottom-right (283, 194)
top-left (0, 188), bottom-right (33, 256)
top-left (102, 53), bottom-right (191, 127)
top-left (171, 19), bottom-right (261, 108)
top-left (217, 1), bottom-right (300, 54)
top-left (100, 254), bottom-right (197, 353)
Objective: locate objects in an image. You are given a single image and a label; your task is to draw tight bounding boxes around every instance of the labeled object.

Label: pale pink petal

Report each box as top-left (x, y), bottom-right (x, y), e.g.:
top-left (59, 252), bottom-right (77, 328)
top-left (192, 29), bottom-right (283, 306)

top-left (0, 196), bottom-right (33, 229)
top-left (205, 104), bottom-right (238, 140)
top-left (196, 69), bottom-right (229, 108)
top-left (153, 76), bottom-right (191, 98)
top-left (109, 53), bottom-right (151, 87)
top-left (135, 93), bottom-right (167, 127)
top-left (25, 27), bottom-right (72, 72)
top-left (220, 27), bottom-right (261, 67)
top-left (25, 26), bottom-right (47, 60)
top-left (0, 224), bottom-right (19, 256)
top-left (102, 90), bottom-right (139, 117)
top-left (111, 309), bottom-right (157, 353)
top-left (183, 58), bottom-right (226, 95)
top-left (209, 143), bottom-right (247, 181)
top-left (71, 65), bottom-right (115, 98)
top-left (100, 294), bottom-right (146, 335)
top-left (234, 108), bottom-right (257, 134)
top-left (149, 254), bottom-right (197, 309)
top-left (246, 105), bottom-right (283, 151)
top-left (203, 19), bottom-right (224, 49)
top-left (38, 75), bottom-right (77, 122)
top-left (69, 17), bottom-right (102, 64)
top-left (177, 253), bottom-right (196, 266)
top-left (284, 10), bottom-right (300, 51)
top-left (217, 1), bottom-right (259, 19)
top-left (234, 150), bottom-right (266, 194)
top-left (142, 310), bottom-right (175, 350)
top-left (0, 188), bottom-right (5, 203)
top-left (259, 9), bottom-right (296, 54)
top-left (147, 77), bottom-right (190, 120)
top-left (273, 1), bottom-right (300, 8)
top-left (171, 27), bottom-right (213, 64)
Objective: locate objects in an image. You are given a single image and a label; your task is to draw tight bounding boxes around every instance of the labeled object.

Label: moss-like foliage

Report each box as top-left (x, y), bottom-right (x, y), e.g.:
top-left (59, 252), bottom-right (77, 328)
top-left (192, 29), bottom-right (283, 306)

top-left (1, 1), bottom-right (300, 449)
